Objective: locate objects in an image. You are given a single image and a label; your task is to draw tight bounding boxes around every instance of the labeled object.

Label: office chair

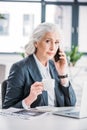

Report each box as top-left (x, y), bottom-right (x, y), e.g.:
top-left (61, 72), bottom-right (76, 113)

top-left (0, 64), bottom-right (6, 84)
top-left (1, 80), bottom-right (7, 108)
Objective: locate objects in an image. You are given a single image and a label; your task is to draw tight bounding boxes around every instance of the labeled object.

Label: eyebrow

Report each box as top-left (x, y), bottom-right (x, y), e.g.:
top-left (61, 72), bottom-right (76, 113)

top-left (45, 37), bottom-right (60, 41)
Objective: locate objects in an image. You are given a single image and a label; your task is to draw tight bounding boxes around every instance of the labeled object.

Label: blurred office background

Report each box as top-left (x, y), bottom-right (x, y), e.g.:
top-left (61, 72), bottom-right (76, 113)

top-left (0, 0), bottom-right (87, 107)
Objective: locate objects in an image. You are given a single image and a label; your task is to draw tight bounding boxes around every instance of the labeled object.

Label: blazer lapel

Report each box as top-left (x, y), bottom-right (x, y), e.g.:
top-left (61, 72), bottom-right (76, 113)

top-left (49, 61), bottom-right (56, 79)
top-left (27, 54), bottom-right (42, 82)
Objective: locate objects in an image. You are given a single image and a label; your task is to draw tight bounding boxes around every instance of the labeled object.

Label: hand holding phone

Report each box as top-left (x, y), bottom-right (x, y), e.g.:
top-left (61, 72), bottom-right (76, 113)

top-left (54, 47), bottom-right (60, 62)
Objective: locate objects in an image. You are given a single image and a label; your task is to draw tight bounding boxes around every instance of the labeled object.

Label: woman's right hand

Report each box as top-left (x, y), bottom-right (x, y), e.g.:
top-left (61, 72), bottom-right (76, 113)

top-left (24, 81), bottom-right (44, 106)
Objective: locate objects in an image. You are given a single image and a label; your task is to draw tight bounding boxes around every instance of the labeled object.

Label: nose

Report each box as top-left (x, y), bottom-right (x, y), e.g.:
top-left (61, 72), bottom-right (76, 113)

top-left (50, 43), bottom-right (55, 50)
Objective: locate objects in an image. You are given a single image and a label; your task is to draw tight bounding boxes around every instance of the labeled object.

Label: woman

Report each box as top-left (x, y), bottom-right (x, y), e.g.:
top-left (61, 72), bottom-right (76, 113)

top-left (3, 22), bottom-right (76, 109)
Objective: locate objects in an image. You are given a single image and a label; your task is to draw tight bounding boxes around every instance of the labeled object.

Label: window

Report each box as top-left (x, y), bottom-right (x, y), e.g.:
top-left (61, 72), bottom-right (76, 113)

top-left (0, 2), bottom-right (41, 53)
top-left (45, 0), bottom-right (74, 1)
top-left (78, 6), bottom-right (87, 52)
top-left (78, 0), bottom-right (87, 2)
top-left (0, 14), bottom-right (9, 35)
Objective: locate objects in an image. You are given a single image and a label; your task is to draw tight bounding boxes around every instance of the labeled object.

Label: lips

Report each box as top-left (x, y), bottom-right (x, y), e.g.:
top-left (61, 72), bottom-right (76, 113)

top-left (47, 52), bottom-right (54, 55)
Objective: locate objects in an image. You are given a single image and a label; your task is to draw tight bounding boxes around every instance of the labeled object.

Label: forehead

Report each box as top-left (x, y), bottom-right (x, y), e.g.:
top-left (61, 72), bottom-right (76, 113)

top-left (41, 32), bottom-right (61, 40)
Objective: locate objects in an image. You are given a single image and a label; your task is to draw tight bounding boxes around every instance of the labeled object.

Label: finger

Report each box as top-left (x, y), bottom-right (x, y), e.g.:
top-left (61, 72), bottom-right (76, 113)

top-left (36, 90), bottom-right (42, 95)
top-left (31, 85), bottom-right (44, 92)
top-left (35, 86), bottom-right (43, 91)
top-left (31, 82), bottom-right (43, 89)
top-left (33, 81), bottom-right (43, 86)
top-left (59, 51), bottom-right (65, 56)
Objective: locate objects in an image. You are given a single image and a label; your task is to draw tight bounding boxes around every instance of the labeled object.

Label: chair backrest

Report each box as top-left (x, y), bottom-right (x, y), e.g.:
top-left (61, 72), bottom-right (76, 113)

top-left (1, 80), bottom-right (7, 107)
top-left (0, 64), bottom-right (6, 84)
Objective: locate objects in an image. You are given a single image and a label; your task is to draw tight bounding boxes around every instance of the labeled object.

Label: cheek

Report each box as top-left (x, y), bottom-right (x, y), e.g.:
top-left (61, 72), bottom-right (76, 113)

top-left (37, 45), bottom-right (46, 53)
top-left (43, 46), bottom-right (49, 52)
top-left (55, 48), bottom-right (58, 52)
top-left (41, 47), bottom-right (47, 53)
top-left (39, 43), bottom-right (47, 50)
top-left (55, 45), bottom-right (59, 51)
top-left (36, 41), bottom-right (49, 53)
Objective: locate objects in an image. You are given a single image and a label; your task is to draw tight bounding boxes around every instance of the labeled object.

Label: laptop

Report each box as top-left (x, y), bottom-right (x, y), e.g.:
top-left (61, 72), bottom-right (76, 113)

top-left (53, 82), bottom-right (87, 119)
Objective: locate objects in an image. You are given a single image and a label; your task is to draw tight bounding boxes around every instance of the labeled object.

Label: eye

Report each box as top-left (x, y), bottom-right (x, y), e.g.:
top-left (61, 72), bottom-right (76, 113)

top-left (55, 42), bottom-right (59, 45)
top-left (45, 39), bottom-right (51, 43)
top-left (55, 40), bottom-right (60, 45)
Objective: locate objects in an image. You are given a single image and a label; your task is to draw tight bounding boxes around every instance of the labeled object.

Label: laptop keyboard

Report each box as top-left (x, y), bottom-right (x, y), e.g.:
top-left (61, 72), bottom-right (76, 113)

top-left (66, 111), bottom-right (79, 116)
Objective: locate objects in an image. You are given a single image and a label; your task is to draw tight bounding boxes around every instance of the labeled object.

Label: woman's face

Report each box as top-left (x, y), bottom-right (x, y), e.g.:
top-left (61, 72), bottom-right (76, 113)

top-left (35, 32), bottom-right (60, 65)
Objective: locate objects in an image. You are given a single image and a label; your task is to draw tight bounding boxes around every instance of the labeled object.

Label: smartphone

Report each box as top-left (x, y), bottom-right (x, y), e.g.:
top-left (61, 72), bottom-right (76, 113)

top-left (54, 47), bottom-right (60, 62)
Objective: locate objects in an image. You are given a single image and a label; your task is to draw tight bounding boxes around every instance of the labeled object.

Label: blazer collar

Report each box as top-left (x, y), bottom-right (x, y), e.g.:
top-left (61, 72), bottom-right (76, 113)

top-left (27, 54), bottom-right (42, 82)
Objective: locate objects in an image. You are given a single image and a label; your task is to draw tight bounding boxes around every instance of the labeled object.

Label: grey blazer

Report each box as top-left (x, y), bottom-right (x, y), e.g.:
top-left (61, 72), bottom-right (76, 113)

top-left (3, 54), bottom-right (76, 109)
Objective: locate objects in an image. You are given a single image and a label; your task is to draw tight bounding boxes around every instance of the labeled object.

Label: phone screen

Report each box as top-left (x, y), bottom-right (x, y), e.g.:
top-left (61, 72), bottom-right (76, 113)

top-left (54, 48), bottom-right (60, 62)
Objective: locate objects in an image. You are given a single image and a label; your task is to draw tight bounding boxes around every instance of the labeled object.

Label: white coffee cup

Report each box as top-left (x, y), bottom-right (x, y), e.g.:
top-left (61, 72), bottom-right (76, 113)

top-left (42, 78), bottom-right (55, 91)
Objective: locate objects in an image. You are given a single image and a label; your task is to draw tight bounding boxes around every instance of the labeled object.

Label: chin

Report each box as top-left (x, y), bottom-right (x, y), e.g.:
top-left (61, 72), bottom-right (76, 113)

top-left (48, 56), bottom-right (53, 60)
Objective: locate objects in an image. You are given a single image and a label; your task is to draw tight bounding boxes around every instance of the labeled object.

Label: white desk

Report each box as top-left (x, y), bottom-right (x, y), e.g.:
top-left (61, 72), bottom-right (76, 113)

top-left (0, 107), bottom-right (87, 130)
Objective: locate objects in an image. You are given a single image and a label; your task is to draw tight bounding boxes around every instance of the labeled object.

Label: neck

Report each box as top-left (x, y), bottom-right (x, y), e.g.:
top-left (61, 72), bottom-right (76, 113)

top-left (35, 53), bottom-right (47, 66)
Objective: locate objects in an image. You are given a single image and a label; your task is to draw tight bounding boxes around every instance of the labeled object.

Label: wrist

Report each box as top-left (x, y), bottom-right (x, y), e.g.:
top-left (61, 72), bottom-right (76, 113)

top-left (24, 95), bottom-right (34, 107)
top-left (58, 74), bottom-right (68, 79)
top-left (60, 78), bottom-right (69, 87)
top-left (22, 100), bottom-right (30, 110)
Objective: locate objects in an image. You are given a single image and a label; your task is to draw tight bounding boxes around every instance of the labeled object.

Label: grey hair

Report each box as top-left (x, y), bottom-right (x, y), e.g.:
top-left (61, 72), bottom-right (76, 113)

top-left (25, 22), bottom-right (61, 55)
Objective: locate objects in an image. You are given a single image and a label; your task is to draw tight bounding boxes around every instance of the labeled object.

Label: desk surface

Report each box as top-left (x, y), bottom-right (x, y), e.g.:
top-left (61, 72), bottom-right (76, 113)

top-left (0, 107), bottom-right (87, 130)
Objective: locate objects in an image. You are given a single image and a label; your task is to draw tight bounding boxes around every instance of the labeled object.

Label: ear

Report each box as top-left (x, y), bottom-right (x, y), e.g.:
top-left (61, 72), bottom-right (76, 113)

top-left (34, 42), bottom-right (38, 48)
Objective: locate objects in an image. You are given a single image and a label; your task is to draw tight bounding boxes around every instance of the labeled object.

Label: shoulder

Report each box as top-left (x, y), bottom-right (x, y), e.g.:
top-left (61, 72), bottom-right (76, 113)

top-left (10, 54), bottom-right (34, 72)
